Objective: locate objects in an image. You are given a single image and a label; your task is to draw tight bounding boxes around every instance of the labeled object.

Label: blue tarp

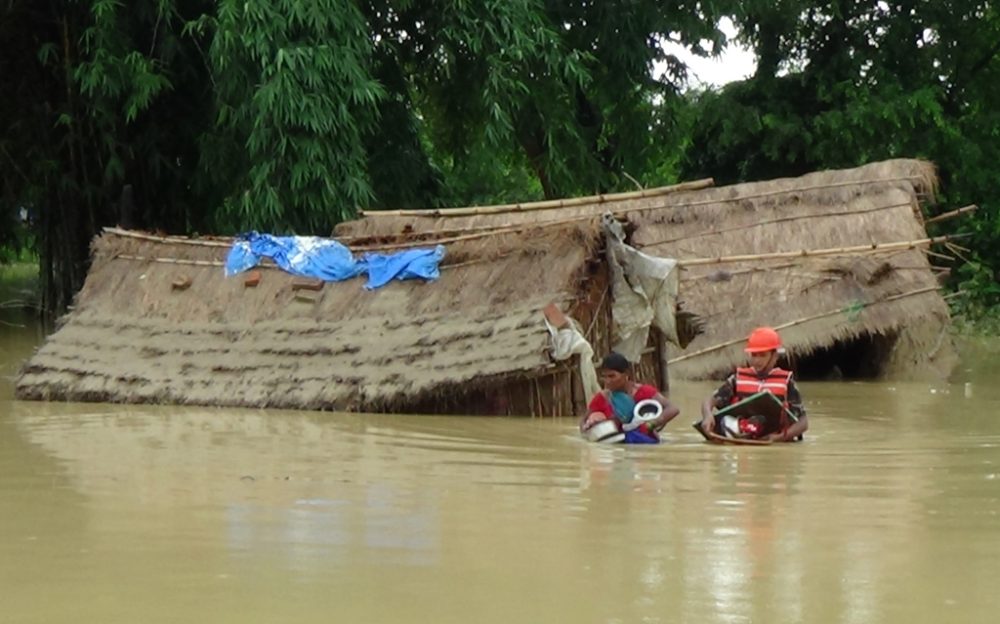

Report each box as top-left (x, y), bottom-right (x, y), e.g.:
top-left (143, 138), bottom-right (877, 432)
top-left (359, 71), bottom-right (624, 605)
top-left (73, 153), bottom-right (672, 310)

top-left (225, 232), bottom-right (445, 289)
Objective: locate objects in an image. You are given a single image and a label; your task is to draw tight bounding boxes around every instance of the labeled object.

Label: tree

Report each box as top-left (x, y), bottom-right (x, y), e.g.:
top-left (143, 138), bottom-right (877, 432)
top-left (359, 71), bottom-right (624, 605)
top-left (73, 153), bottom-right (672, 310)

top-left (3, 0), bottom-right (733, 316)
top-left (683, 1), bottom-right (1000, 308)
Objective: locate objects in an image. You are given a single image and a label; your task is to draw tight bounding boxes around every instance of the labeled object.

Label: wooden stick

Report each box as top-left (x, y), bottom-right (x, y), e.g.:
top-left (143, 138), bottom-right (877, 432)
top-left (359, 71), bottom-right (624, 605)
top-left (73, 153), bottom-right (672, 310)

top-left (944, 242), bottom-right (974, 264)
top-left (338, 221), bottom-right (528, 242)
top-left (348, 217), bottom-right (596, 251)
top-left (360, 179), bottom-right (715, 217)
top-left (668, 285), bottom-right (942, 364)
top-left (116, 254), bottom-right (226, 267)
top-left (683, 262), bottom-right (953, 282)
top-left (104, 227), bottom-right (233, 247)
top-left (338, 210), bottom-right (627, 242)
top-left (676, 235), bottom-right (964, 268)
top-left (641, 202), bottom-right (913, 249)
top-left (115, 254), bottom-right (281, 270)
top-left (922, 248), bottom-right (955, 262)
top-left (926, 204), bottom-right (978, 224)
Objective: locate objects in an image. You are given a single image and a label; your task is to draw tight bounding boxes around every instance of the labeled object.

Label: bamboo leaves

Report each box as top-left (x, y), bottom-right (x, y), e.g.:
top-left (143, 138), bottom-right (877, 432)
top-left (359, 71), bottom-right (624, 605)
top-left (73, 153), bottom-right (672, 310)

top-left (209, 0), bottom-right (381, 232)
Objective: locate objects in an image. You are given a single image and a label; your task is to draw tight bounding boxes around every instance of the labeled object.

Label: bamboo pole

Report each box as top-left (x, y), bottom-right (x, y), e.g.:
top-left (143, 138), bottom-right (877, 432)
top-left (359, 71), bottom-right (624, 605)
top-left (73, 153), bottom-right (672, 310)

top-left (941, 289), bottom-right (967, 301)
top-left (115, 254), bottom-right (281, 270)
top-left (104, 227), bottom-right (233, 247)
top-left (926, 204), bottom-right (978, 224)
top-left (922, 248), bottom-right (955, 262)
top-left (360, 178), bottom-right (715, 218)
top-left (347, 217), bottom-right (597, 251)
top-left (116, 254), bottom-right (226, 267)
top-left (359, 174), bottom-right (931, 220)
top-left (668, 285), bottom-right (942, 364)
top-left (944, 242), bottom-right (974, 264)
top-left (681, 262), bottom-right (952, 282)
top-left (106, 221), bottom-right (591, 254)
top-left (640, 202), bottom-right (913, 249)
top-left (339, 209), bottom-right (626, 242)
top-left (338, 221), bottom-right (530, 242)
top-left (675, 235), bottom-right (965, 268)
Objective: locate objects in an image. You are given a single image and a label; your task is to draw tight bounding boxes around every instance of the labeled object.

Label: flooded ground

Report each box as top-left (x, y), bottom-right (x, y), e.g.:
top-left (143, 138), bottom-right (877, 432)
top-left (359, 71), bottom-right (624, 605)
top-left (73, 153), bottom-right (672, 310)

top-left (2, 322), bottom-right (1000, 623)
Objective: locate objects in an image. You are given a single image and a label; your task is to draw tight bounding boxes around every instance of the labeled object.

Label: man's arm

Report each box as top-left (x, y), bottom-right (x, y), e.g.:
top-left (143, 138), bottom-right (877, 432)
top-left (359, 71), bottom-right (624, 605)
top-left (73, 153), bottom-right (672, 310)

top-left (782, 414), bottom-right (809, 440)
top-left (699, 376), bottom-right (734, 432)
top-left (768, 378), bottom-right (808, 441)
top-left (699, 397), bottom-right (717, 432)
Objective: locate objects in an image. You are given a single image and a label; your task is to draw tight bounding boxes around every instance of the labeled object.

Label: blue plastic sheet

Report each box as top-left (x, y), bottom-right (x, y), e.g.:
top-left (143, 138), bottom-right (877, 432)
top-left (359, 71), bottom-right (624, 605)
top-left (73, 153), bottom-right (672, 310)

top-left (361, 246), bottom-right (445, 289)
top-left (224, 232), bottom-right (444, 289)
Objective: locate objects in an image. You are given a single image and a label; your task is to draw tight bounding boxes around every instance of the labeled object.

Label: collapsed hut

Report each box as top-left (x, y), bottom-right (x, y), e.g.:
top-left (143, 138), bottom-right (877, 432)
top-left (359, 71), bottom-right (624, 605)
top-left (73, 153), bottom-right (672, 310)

top-left (16, 158), bottom-right (959, 415)
top-left (14, 216), bottom-right (687, 415)
top-left (336, 158), bottom-right (959, 381)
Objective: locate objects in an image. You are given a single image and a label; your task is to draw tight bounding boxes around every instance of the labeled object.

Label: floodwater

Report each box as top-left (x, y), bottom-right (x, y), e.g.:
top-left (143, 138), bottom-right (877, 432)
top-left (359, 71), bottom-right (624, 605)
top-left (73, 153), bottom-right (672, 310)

top-left (2, 321), bottom-right (1000, 624)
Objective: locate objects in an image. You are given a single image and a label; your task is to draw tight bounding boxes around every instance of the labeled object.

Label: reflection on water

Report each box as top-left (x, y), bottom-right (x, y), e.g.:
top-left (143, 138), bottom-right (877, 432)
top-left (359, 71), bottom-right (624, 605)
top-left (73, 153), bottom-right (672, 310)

top-left (2, 327), bottom-right (1000, 623)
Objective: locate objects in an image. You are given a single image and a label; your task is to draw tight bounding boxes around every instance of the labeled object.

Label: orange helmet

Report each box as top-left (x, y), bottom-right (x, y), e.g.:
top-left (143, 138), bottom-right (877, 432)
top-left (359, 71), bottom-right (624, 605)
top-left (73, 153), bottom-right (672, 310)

top-left (745, 327), bottom-right (782, 353)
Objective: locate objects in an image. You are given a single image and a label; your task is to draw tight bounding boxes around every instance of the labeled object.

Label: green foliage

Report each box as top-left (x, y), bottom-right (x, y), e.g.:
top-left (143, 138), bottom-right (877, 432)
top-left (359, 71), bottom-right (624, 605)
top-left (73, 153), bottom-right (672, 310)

top-left (4, 0), bottom-right (738, 313)
top-left (0, 262), bottom-right (39, 311)
top-left (683, 0), bottom-right (1000, 310)
top-left (15, 0), bottom-right (1000, 320)
top-left (202, 0), bottom-right (383, 232)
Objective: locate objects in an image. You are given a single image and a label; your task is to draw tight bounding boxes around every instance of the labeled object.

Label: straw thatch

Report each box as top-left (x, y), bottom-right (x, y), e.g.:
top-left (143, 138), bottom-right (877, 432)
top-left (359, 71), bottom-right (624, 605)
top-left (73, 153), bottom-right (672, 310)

top-left (16, 221), bottom-right (614, 413)
top-left (338, 158), bottom-right (955, 380)
top-left (16, 158), bottom-right (957, 414)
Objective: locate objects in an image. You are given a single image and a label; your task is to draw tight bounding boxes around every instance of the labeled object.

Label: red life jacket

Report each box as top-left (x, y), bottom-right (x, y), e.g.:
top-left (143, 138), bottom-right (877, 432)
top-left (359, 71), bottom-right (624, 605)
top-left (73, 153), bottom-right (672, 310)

top-left (734, 366), bottom-right (792, 400)
top-left (733, 366), bottom-right (793, 431)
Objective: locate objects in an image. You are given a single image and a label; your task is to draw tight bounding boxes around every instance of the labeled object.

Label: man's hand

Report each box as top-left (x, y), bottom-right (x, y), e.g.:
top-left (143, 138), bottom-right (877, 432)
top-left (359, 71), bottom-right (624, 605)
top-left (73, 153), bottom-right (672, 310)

top-left (699, 398), bottom-right (717, 434)
top-left (699, 415), bottom-right (715, 433)
top-left (581, 412), bottom-right (607, 431)
top-left (764, 431), bottom-right (786, 442)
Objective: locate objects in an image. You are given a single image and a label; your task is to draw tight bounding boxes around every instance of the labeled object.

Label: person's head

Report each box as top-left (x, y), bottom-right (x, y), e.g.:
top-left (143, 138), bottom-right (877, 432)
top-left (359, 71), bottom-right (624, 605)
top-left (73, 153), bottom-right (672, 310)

top-left (600, 352), bottom-right (632, 391)
top-left (744, 327), bottom-right (781, 373)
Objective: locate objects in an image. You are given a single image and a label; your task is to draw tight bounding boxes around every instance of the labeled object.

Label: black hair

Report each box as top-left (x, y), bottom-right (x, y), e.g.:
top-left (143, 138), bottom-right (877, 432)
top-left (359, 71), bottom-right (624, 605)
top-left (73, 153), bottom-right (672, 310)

top-left (601, 352), bottom-right (631, 373)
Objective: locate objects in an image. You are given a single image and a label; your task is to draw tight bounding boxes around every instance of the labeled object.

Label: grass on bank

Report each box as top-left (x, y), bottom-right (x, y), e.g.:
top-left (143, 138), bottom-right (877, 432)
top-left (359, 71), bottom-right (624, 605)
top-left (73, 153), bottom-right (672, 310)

top-left (0, 263), bottom-right (38, 309)
top-left (949, 294), bottom-right (1000, 337)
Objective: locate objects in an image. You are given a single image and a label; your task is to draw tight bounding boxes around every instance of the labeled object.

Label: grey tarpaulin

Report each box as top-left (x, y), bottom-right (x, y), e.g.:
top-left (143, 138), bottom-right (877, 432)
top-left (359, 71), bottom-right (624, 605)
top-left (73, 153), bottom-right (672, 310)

top-left (602, 213), bottom-right (681, 363)
top-left (546, 318), bottom-right (601, 399)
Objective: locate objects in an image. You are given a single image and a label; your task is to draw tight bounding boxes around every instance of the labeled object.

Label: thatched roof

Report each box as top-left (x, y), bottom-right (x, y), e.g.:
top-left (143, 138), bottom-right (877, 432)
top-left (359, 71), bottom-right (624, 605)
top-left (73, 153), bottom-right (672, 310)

top-left (17, 158), bottom-right (956, 412)
top-left (338, 158), bottom-right (955, 380)
top-left (16, 222), bottom-right (602, 409)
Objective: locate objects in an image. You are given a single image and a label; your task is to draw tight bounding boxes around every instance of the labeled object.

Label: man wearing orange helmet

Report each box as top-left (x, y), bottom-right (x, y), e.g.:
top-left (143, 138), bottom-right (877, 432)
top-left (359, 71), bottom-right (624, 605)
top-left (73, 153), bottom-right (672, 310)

top-left (698, 327), bottom-right (808, 442)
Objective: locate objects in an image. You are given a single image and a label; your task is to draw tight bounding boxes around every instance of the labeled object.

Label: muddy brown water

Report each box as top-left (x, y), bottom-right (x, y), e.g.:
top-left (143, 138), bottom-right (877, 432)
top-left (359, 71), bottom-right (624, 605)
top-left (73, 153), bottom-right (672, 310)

top-left (2, 323), bottom-right (1000, 623)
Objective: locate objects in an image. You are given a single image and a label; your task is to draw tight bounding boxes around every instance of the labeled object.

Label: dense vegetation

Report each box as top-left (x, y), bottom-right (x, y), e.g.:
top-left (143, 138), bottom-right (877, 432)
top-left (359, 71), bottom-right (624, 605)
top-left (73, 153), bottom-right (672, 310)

top-left (2, 1), bottom-right (999, 320)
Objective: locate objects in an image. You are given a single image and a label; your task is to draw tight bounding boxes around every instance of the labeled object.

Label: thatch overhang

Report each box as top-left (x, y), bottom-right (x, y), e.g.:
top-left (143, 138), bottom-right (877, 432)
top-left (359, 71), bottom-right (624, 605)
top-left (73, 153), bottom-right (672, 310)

top-left (338, 158), bottom-right (956, 380)
top-left (15, 221), bottom-right (608, 412)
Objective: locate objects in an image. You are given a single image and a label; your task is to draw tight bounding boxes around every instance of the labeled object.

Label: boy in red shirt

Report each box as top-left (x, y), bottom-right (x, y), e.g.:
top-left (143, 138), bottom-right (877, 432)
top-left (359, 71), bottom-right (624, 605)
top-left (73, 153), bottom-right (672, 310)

top-left (579, 352), bottom-right (679, 444)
